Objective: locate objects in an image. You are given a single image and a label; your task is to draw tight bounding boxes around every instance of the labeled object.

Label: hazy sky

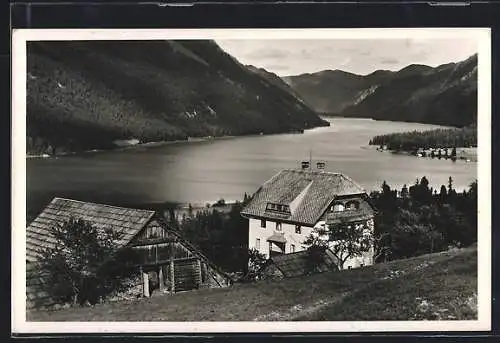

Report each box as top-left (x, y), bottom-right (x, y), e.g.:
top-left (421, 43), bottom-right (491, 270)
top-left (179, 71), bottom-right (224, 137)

top-left (216, 38), bottom-right (478, 76)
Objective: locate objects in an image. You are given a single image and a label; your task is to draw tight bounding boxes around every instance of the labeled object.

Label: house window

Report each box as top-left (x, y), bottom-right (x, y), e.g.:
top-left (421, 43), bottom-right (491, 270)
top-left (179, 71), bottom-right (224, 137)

top-left (256, 238), bottom-right (260, 250)
top-left (276, 222), bottom-right (282, 231)
top-left (332, 202), bottom-right (345, 212)
top-left (291, 244), bottom-right (296, 253)
top-left (346, 201), bottom-right (359, 210)
top-left (348, 266), bottom-right (352, 270)
top-left (261, 219), bottom-right (266, 228)
top-left (295, 225), bottom-right (301, 234)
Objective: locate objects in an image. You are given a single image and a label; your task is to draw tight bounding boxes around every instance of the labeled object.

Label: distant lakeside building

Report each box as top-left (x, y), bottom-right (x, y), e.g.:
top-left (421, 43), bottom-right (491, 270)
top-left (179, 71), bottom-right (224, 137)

top-left (241, 168), bottom-right (376, 270)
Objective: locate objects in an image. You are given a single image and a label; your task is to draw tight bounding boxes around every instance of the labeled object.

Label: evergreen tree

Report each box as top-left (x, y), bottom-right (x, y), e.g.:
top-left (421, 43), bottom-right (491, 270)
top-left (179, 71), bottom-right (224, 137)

top-left (451, 147), bottom-right (457, 159)
top-left (448, 176), bottom-right (454, 192)
top-left (401, 184), bottom-right (409, 198)
top-left (439, 185), bottom-right (448, 202)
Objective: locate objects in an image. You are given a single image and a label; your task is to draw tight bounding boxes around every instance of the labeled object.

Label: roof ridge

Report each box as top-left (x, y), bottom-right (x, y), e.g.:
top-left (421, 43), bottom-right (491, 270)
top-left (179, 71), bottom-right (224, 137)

top-left (282, 168), bottom-right (343, 176)
top-left (338, 174), bottom-right (366, 192)
top-left (51, 197), bottom-right (156, 214)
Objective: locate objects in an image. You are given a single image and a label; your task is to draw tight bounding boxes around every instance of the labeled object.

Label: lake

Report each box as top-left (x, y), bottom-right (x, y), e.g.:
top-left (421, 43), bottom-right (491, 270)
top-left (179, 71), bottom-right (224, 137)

top-left (26, 118), bottom-right (477, 216)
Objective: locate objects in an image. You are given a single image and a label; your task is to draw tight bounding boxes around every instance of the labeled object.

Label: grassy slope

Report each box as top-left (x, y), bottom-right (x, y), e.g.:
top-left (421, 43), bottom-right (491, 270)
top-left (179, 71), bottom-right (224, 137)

top-left (27, 246), bottom-right (477, 321)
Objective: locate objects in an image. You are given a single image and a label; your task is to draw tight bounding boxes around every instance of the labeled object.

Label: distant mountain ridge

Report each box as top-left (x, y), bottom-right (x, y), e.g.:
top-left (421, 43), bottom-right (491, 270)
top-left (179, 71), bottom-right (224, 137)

top-left (283, 54), bottom-right (477, 127)
top-left (282, 68), bottom-right (394, 114)
top-left (27, 40), bottom-right (329, 155)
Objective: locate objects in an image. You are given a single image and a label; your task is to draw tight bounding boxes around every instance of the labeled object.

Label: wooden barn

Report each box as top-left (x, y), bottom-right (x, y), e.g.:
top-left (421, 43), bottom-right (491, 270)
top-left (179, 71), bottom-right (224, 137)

top-left (26, 197), bottom-right (231, 309)
top-left (260, 248), bottom-right (340, 280)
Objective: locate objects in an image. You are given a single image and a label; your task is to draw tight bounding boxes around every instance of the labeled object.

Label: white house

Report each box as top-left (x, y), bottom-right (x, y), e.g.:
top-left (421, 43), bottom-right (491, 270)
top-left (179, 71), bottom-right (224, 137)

top-left (240, 168), bottom-right (377, 270)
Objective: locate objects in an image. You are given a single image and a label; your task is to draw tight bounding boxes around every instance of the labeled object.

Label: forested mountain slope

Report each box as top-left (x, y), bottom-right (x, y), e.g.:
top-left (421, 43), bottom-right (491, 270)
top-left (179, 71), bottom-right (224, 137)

top-left (27, 40), bottom-right (328, 155)
top-left (284, 54), bottom-right (477, 127)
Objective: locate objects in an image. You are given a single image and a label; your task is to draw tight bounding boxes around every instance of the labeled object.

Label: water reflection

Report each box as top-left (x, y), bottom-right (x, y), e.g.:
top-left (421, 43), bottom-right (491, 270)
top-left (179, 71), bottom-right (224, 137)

top-left (27, 118), bottom-right (477, 215)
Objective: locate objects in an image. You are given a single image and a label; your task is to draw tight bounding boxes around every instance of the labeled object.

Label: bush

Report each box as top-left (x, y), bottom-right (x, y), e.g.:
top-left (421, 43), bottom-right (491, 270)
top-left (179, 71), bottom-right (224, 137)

top-left (244, 248), bottom-right (267, 281)
top-left (36, 218), bottom-right (140, 306)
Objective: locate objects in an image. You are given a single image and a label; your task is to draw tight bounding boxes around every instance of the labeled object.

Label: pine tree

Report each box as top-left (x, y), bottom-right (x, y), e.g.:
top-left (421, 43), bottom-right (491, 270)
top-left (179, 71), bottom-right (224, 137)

top-left (401, 184), bottom-right (409, 198)
top-left (448, 176), bottom-right (454, 194)
top-left (451, 147), bottom-right (457, 158)
top-left (439, 185), bottom-right (448, 202)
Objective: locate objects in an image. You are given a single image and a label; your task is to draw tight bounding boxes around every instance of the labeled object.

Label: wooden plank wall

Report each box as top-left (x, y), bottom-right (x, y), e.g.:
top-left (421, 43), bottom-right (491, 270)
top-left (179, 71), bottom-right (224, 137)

top-left (26, 262), bottom-right (56, 310)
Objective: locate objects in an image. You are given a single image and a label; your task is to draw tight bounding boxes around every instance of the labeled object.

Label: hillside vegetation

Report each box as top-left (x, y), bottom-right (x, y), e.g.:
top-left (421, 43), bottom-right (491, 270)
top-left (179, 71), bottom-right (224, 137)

top-left (369, 125), bottom-right (477, 151)
top-left (27, 41), bottom-right (328, 155)
top-left (246, 65), bottom-right (312, 107)
top-left (284, 54), bottom-right (477, 127)
top-left (27, 245), bottom-right (477, 321)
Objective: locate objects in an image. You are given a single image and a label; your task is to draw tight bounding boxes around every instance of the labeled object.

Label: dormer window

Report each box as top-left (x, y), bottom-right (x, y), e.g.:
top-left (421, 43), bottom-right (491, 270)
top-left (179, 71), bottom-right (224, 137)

top-left (331, 202), bottom-right (344, 212)
top-left (266, 202), bottom-right (291, 214)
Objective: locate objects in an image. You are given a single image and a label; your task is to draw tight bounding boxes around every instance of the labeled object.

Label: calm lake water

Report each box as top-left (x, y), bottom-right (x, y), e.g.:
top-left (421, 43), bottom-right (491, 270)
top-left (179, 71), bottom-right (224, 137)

top-left (27, 118), bottom-right (477, 215)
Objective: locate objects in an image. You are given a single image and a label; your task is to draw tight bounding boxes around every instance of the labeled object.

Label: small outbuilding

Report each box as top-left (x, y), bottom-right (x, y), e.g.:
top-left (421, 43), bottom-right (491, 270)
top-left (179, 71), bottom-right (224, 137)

top-left (259, 248), bottom-right (340, 280)
top-left (26, 197), bottom-right (231, 309)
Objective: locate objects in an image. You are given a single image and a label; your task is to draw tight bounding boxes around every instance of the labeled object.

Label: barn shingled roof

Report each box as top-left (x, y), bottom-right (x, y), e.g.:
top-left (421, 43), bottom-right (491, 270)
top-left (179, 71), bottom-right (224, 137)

top-left (241, 169), bottom-right (367, 226)
top-left (26, 197), bottom-right (156, 262)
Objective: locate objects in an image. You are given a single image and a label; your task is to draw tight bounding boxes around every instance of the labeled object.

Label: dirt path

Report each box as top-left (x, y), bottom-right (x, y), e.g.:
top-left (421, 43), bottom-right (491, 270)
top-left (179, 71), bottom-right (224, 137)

top-left (252, 292), bottom-right (351, 321)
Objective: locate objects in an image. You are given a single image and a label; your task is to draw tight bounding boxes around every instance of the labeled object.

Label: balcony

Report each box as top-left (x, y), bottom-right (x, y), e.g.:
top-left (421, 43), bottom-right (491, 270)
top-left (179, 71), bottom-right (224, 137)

top-left (326, 209), bottom-right (373, 226)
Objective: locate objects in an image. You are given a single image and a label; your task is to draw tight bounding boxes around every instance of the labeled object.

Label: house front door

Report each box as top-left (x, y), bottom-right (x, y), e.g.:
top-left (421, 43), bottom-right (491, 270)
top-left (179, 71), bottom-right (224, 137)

top-left (269, 241), bottom-right (286, 257)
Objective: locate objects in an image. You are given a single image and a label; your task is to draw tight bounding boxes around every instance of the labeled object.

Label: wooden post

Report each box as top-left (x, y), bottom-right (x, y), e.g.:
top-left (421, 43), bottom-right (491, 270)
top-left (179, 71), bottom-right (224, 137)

top-left (141, 267), bottom-right (150, 298)
top-left (170, 241), bottom-right (175, 294)
top-left (197, 259), bottom-right (202, 288)
top-left (158, 266), bottom-right (164, 292)
top-left (170, 260), bottom-right (175, 294)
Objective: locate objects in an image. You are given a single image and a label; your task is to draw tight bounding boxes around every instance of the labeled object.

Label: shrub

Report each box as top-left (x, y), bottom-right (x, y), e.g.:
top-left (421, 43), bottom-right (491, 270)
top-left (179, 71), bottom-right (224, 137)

top-left (244, 248), bottom-right (267, 281)
top-left (36, 217), bottom-right (140, 306)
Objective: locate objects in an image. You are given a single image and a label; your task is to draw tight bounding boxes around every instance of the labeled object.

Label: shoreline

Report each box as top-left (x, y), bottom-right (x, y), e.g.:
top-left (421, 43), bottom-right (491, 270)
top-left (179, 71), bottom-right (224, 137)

top-left (374, 147), bottom-right (477, 163)
top-left (25, 127), bottom-right (320, 160)
top-left (323, 115), bottom-right (462, 129)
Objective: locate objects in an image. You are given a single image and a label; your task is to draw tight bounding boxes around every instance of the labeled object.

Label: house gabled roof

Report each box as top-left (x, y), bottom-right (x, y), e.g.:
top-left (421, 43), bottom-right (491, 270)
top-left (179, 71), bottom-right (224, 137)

top-left (26, 197), bottom-right (156, 262)
top-left (240, 169), bottom-right (368, 226)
